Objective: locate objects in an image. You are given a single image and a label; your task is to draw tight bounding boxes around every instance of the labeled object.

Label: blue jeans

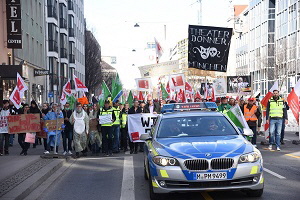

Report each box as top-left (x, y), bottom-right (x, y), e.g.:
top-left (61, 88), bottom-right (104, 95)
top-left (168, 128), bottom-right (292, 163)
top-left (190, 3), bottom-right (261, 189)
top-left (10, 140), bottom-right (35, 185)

top-left (269, 119), bottom-right (283, 148)
top-left (112, 125), bottom-right (120, 152)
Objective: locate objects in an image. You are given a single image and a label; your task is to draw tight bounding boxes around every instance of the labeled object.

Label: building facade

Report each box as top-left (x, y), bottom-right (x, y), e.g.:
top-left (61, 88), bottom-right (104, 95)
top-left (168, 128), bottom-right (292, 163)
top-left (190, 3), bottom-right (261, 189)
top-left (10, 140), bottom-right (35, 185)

top-left (0, 0), bottom-right (47, 105)
top-left (45, 0), bottom-right (85, 103)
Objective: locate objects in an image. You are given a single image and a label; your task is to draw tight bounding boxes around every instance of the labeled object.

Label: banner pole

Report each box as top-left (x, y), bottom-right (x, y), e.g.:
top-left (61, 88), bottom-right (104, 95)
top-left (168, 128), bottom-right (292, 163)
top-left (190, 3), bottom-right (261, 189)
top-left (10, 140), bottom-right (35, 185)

top-left (53, 107), bottom-right (60, 154)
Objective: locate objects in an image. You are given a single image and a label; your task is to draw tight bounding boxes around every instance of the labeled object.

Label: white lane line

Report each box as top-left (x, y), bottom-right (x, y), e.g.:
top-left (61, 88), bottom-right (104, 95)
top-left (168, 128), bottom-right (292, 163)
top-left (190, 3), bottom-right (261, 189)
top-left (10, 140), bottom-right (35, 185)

top-left (120, 156), bottom-right (135, 200)
top-left (264, 168), bottom-right (286, 179)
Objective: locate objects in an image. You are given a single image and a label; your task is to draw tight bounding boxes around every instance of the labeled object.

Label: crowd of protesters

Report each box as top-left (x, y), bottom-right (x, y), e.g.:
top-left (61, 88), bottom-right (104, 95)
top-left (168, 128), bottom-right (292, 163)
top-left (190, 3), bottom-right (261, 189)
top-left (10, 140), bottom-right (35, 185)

top-left (0, 89), bottom-right (289, 156)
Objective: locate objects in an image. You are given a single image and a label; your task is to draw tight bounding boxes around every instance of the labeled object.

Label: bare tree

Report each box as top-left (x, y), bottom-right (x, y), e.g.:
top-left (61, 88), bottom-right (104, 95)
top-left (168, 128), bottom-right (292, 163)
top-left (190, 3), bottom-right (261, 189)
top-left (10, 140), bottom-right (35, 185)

top-left (85, 29), bottom-right (102, 98)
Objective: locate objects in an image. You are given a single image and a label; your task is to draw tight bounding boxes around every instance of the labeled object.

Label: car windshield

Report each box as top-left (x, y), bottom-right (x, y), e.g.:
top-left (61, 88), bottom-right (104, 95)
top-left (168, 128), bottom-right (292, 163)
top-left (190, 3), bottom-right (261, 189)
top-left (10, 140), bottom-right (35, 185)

top-left (156, 116), bottom-right (238, 138)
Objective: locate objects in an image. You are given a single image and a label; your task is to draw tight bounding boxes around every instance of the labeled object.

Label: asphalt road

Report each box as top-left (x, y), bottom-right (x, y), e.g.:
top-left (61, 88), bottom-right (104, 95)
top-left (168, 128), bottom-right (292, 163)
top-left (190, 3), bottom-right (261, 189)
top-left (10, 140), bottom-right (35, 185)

top-left (39, 132), bottom-right (300, 200)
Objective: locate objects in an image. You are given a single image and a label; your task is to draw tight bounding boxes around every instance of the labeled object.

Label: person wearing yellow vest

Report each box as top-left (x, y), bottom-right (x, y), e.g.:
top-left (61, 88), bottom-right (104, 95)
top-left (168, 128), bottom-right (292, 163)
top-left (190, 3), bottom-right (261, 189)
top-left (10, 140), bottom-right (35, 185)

top-left (266, 90), bottom-right (288, 151)
top-left (112, 100), bottom-right (121, 153)
top-left (97, 100), bottom-right (116, 156)
top-left (120, 103), bottom-right (130, 152)
top-left (241, 98), bottom-right (261, 147)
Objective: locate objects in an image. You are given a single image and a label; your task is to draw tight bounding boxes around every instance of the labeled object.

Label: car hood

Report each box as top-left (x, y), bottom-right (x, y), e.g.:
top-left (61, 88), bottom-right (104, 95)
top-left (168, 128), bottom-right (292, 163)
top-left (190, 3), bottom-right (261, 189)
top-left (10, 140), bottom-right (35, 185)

top-left (155, 135), bottom-right (253, 159)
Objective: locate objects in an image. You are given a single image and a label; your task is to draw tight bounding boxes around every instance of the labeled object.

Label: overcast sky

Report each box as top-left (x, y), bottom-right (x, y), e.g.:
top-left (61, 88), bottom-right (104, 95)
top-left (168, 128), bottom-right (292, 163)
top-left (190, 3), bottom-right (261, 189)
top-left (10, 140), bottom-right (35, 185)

top-left (84, 0), bottom-right (248, 89)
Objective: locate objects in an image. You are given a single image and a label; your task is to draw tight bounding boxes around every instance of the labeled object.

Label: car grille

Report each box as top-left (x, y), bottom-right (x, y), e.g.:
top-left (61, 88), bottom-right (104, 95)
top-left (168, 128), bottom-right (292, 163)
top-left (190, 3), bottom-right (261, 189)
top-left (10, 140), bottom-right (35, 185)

top-left (211, 158), bottom-right (234, 170)
top-left (163, 177), bottom-right (256, 189)
top-left (184, 159), bottom-right (209, 170)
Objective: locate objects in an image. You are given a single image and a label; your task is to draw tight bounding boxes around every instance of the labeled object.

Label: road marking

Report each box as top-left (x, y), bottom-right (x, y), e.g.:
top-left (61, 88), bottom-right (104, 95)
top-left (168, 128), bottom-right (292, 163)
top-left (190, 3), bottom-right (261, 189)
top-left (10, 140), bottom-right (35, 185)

top-left (120, 156), bottom-right (135, 200)
top-left (201, 192), bottom-right (214, 200)
top-left (285, 154), bottom-right (300, 159)
top-left (264, 168), bottom-right (286, 179)
top-left (125, 151), bottom-right (130, 155)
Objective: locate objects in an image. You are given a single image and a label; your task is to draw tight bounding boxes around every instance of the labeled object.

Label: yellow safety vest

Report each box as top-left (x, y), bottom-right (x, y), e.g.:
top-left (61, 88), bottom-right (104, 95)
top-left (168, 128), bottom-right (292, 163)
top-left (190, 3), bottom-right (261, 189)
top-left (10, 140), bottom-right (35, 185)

top-left (121, 112), bottom-right (128, 128)
top-left (100, 108), bottom-right (113, 126)
top-left (112, 107), bottom-right (121, 125)
top-left (269, 98), bottom-right (284, 118)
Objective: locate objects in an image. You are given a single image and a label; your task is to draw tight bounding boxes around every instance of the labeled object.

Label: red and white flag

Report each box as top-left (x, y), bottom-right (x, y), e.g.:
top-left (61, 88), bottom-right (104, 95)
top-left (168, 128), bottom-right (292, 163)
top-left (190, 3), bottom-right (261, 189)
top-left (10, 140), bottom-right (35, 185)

top-left (135, 78), bottom-right (152, 92)
top-left (74, 74), bottom-right (88, 92)
top-left (17, 72), bottom-right (28, 98)
top-left (261, 81), bottom-right (278, 108)
top-left (138, 91), bottom-right (144, 101)
top-left (170, 74), bottom-right (185, 90)
top-left (154, 37), bottom-right (163, 63)
top-left (194, 91), bottom-right (201, 100)
top-left (176, 89), bottom-right (186, 103)
top-left (287, 78), bottom-right (300, 123)
top-left (9, 86), bottom-right (21, 109)
top-left (62, 80), bottom-right (72, 96)
top-left (60, 92), bottom-right (67, 105)
top-left (185, 81), bottom-right (193, 94)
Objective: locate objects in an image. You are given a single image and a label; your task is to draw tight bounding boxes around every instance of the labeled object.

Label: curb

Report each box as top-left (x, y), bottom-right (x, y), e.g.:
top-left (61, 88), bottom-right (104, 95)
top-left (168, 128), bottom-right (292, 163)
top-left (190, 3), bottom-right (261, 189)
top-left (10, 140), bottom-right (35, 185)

top-left (1, 157), bottom-right (70, 200)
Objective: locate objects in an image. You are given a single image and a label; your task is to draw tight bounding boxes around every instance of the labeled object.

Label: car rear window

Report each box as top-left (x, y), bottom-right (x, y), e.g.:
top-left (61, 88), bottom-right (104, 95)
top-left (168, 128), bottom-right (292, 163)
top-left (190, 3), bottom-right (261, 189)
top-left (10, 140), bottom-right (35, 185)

top-left (157, 116), bottom-right (238, 138)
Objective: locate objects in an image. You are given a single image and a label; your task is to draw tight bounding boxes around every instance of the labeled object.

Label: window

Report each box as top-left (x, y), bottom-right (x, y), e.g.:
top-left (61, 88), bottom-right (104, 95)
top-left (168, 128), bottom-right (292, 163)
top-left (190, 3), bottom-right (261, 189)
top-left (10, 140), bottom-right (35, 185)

top-left (48, 23), bottom-right (58, 52)
top-left (69, 42), bottom-right (75, 63)
top-left (68, 15), bottom-right (74, 37)
top-left (157, 116), bottom-right (238, 138)
top-left (60, 33), bottom-right (67, 58)
top-left (59, 3), bottom-right (67, 29)
top-left (47, 0), bottom-right (58, 19)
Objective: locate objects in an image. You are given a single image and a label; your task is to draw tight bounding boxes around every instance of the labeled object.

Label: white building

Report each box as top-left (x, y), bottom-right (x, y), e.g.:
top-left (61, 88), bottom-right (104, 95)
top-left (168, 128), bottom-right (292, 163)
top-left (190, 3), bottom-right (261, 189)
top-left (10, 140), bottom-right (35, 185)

top-left (45, 0), bottom-right (85, 103)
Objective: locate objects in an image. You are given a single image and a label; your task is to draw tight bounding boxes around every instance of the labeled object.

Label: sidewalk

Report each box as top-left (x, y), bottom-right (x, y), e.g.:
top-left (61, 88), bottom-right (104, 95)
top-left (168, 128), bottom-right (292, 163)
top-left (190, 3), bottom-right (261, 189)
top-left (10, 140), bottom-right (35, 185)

top-left (0, 137), bottom-right (72, 200)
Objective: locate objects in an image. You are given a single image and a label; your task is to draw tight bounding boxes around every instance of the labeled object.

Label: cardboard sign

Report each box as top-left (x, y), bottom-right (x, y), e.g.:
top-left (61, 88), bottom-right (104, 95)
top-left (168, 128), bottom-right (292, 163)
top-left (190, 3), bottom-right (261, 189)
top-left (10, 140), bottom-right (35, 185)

top-left (8, 114), bottom-right (41, 134)
top-left (36, 121), bottom-right (47, 138)
top-left (44, 119), bottom-right (65, 131)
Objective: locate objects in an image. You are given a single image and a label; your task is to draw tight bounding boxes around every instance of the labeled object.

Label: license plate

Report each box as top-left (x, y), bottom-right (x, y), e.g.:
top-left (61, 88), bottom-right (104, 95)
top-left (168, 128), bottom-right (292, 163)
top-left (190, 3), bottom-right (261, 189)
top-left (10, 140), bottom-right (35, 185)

top-left (195, 172), bottom-right (227, 180)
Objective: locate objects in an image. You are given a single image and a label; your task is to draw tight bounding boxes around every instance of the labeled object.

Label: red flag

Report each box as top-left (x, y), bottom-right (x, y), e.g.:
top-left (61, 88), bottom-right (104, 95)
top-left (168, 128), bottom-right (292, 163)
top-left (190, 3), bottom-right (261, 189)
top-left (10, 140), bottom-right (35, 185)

top-left (170, 74), bottom-right (185, 90)
top-left (62, 80), bottom-right (72, 96)
top-left (261, 81), bottom-right (278, 108)
top-left (287, 79), bottom-right (300, 123)
top-left (9, 86), bottom-right (21, 109)
top-left (185, 82), bottom-right (193, 94)
top-left (176, 89), bottom-right (186, 103)
top-left (195, 91), bottom-right (201, 100)
top-left (74, 74), bottom-right (88, 92)
top-left (136, 78), bottom-right (152, 91)
top-left (17, 72), bottom-right (28, 97)
top-left (138, 91), bottom-right (144, 101)
top-left (166, 82), bottom-right (170, 93)
top-left (154, 37), bottom-right (163, 63)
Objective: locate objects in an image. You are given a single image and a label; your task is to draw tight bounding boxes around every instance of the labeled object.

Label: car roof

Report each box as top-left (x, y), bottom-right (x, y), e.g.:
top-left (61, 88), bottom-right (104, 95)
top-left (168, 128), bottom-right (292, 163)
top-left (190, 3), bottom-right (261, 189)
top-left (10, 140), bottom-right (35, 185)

top-left (161, 111), bottom-right (224, 119)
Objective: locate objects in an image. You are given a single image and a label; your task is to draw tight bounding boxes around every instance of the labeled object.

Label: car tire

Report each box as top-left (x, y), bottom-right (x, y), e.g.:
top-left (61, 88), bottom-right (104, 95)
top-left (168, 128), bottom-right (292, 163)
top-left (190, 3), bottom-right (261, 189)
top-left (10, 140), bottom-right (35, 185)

top-left (246, 188), bottom-right (264, 197)
top-left (144, 162), bottom-right (149, 180)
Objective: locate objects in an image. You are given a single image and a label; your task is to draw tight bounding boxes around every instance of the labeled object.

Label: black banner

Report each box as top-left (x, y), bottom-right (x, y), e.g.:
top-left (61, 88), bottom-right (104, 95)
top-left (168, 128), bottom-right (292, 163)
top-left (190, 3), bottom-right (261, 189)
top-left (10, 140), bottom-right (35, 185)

top-left (188, 25), bottom-right (233, 72)
top-left (6, 0), bottom-right (22, 49)
top-left (227, 76), bottom-right (251, 93)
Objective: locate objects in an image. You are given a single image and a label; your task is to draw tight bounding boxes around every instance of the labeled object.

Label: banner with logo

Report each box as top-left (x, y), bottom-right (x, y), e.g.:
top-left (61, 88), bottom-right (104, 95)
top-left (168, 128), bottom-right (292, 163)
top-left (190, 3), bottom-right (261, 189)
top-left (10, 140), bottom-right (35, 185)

top-left (188, 25), bottom-right (233, 72)
top-left (169, 73), bottom-right (185, 90)
top-left (135, 78), bottom-right (152, 91)
top-left (128, 113), bottom-right (158, 143)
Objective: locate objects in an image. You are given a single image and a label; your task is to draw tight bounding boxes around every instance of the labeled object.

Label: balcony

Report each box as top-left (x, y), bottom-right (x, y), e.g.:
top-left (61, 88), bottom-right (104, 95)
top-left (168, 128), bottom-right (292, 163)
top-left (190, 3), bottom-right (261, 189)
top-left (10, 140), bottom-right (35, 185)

top-left (69, 28), bottom-right (75, 37)
top-left (68, 0), bottom-right (74, 11)
top-left (60, 18), bottom-right (67, 29)
top-left (48, 40), bottom-right (58, 52)
top-left (69, 54), bottom-right (75, 63)
top-left (60, 48), bottom-right (67, 58)
top-left (47, 6), bottom-right (57, 19)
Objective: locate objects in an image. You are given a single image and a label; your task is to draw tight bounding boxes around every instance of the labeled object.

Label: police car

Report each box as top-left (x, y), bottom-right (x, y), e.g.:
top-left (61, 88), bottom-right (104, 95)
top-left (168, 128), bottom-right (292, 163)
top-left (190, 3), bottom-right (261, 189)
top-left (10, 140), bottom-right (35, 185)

top-left (141, 102), bottom-right (264, 200)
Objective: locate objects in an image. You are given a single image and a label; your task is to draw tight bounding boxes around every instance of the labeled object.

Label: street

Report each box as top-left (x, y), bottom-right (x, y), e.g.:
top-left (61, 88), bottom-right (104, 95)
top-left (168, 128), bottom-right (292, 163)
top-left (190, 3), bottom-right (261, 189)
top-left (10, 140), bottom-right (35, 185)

top-left (33, 132), bottom-right (300, 200)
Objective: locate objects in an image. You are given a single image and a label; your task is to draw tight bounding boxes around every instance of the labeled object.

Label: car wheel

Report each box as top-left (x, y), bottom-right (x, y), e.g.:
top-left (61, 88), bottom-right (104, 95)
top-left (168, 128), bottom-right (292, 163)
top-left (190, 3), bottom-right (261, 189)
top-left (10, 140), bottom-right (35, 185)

top-left (144, 162), bottom-right (149, 180)
top-left (246, 188), bottom-right (263, 197)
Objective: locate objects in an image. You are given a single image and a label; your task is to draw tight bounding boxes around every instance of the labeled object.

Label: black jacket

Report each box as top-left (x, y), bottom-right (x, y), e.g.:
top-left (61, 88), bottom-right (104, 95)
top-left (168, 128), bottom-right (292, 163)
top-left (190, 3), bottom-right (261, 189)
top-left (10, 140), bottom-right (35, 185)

top-left (62, 109), bottom-right (73, 131)
top-left (144, 102), bottom-right (161, 114)
top-left (128, 106), bottom-right (142, 114)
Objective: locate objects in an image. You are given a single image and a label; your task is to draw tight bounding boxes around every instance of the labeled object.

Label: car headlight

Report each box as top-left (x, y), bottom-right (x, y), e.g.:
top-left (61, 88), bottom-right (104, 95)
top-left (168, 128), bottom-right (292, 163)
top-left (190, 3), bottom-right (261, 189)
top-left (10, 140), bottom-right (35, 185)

top-left (152, 156), bottom-right (179, 166)
top-left (239, 151), bottom-right (261, 163)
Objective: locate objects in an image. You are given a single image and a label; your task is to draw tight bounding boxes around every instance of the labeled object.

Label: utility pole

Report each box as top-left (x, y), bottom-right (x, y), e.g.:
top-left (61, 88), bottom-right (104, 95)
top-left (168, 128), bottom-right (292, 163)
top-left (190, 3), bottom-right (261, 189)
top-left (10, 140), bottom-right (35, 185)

top-left (197, 0), bottom-right (202, 25)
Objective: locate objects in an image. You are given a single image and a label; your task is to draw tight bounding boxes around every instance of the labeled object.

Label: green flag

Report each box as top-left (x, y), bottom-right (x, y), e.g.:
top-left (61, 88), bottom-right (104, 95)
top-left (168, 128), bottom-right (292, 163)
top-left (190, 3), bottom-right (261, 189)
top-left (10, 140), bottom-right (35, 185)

top-left (225, 105), bottom-right (249, 129)
top-left (98, 81), bottom-right (111, 108)
top-left (161, 83), bottom-right (169, 100)
top-left (127, 90), bottom-right (133, 107)
top-left (111, 73), bottom-right (123, 102)
top-left (67, 95), bottom-right (76, 110)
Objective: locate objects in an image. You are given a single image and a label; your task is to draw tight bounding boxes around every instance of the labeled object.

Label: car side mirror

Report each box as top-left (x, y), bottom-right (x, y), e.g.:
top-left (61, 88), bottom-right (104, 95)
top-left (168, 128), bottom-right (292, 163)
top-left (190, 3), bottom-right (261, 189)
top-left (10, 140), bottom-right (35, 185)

top-left (140, 133), bottom-right (152, 141)
top-left (243, 128), bottom-right (254, 137)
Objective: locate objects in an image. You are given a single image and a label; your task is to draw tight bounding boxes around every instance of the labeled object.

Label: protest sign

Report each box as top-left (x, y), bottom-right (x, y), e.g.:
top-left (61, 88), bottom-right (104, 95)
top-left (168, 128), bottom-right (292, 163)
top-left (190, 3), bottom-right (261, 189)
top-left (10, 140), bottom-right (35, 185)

top-left (36, 121), bottom-right (47, 138)
top-left (0, 116), bottom-right (9, 133)
top-left (128, 113), bottom-right (158, 143)
top-left (44, 119), bottom-right (65, 131)
top-left (8, 114), bottom-right (41, 134)
top-left (99, 114), bottom-right (113, 125)
top-left (188, 25), bottom-right (233, 72)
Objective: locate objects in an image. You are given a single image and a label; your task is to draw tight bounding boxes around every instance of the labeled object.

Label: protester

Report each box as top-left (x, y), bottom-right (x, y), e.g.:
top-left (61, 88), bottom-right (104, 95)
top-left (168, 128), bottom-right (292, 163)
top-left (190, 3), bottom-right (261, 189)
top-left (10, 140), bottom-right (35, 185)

top-left (195, 97), bottom-right (201, 102)
top-left (0, 100), bottom-right (11, 155)
top-left (70, 102), bottom-right (90, 158)
top-left (8, 100), bottom-right (19, 147)
top-left (83, 104), bottom-right (89, 115)
top-left (89, 104), bottom-right (101, 155)
top-left (140, 101), bottom-right (147, 113)
top-left (112, 100), bottom-right (121, 153)
top-left (256, 98), bottom-right (263, 135)
top-left (41, 103), bottom-right (50, 154)
top-left (120, 103), bottom-right (130, 152)
top-left (97, 100), bottom-right (115, 156)
top-left (228, 98), bottom-right (235, 106)
top-left (280, 98), bottom-right (289, 145)
top-left (218, 97), bottom-right (231, 113)
top-left (145, 96), bottom-right (161, 114)
top-left (241, 98), bottom-right (261, 147)
top-left (62, 102), bottom-right (73, 155)
top-left (30, 100), bottom-right (42, 148)
top-left (128, 100), bottom-right (142, 154)
top-left (266, 90), bottom-right (288, 151)
top-left (18, 104), bottom-right (31, 156)
top-left (43, 103), bottom-right (64, 154)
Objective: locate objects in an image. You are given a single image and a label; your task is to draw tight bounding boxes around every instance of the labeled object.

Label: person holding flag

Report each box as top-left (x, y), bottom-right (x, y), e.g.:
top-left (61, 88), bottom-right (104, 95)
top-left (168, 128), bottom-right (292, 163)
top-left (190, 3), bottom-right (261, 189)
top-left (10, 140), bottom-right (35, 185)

top-left (241, 98), bottom-right (261, 146)
top-left (266, 90), bottom-right (288, 151)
